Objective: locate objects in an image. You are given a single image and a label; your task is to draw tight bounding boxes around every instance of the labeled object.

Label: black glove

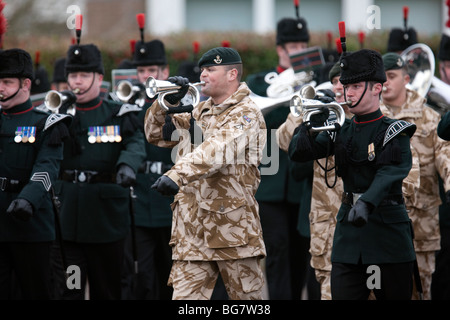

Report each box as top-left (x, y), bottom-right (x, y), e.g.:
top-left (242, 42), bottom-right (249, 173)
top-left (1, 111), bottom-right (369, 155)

top-left (446, 190), bottom-right (450, 206)
top-left (151, 175), bottom-right (179, 196)
top-left (164, 76), bottom-right (190, 105)
top-left (308, 106), bottom-right (330, 128)
top-left (116, 164), bottom-right (136, 188)
top-left (348, 199), bottom-right (374, 227)
top-left (7, 198), bottom-right (33, 221)
top-left (314, 89), bottom-right (336, 104)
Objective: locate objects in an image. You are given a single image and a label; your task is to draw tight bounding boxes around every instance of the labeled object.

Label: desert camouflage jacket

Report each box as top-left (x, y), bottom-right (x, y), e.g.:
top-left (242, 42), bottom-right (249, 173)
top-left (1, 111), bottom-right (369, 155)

top-left (144, 82), bottom-right (267, 260)
top-left (381, 89), bottom-right (450, 251)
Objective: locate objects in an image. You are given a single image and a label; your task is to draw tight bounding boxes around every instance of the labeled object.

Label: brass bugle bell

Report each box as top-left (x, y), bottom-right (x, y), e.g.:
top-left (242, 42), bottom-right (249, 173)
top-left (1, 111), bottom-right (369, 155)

top-left (144, 76), bottom-right (204, 111)
top-left (44, 90), bottom-right (77, 116)
top-left (290, 85), bottom-right (346, 132)
top-left (115, 80), bottom-right (146, 107)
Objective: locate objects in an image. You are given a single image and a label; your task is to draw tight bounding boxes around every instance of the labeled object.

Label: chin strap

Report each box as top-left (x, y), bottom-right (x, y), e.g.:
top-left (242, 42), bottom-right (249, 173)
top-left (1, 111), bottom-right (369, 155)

top-left (344, 81), bottom-right (368, 109)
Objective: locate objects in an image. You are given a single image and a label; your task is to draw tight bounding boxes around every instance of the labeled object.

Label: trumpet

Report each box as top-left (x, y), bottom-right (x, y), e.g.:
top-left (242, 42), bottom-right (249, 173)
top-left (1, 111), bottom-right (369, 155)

top-left (115, 80), bottom-right (146, 107)
top-left (290, 85), bottom-right (346, 132)
top-left (44, 90), bottom-right (77, 116)
top-left (145, 76), bottom-right (204, 111)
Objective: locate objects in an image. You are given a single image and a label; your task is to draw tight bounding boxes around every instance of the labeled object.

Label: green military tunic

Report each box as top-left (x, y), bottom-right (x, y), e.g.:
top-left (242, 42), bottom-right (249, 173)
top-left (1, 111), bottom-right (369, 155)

top-left (0, 99), bottom-right (64, 242)
top-left (289, 109), bottom-right (416, 264)
top-left (134, 98), bottom-right (173, 227)
top-left (55, 97), bottom-right (145, 243)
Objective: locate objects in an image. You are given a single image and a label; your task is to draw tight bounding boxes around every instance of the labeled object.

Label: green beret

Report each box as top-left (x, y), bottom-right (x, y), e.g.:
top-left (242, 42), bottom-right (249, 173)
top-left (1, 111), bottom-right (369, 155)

top-left (328, 62), bottom-right (341, 82)
top-left (382, 52), bottom-right (405, 71)
top-left (198, 47), bottom-right (242, 68)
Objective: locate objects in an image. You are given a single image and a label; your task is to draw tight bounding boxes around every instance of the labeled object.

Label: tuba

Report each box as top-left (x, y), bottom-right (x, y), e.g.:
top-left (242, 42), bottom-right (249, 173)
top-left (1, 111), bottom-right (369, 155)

top-left (144, 76), bottom-right (204, 111)
top-left (290, 85), bottom-right (346, 132)
top-left (401, 43), bottom-right (450, 115)
top-left (115, 80), bottom-right (147, 107)
top-left (44, 90), bottom-right (77, 116)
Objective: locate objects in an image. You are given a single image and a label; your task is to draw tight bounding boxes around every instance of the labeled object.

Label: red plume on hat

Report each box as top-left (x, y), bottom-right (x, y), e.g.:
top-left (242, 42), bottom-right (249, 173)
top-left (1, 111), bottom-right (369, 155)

top-left (192, 41), bottom-right (200, 61)
top-left (0, 0), bottom-right (8, 49)
top-left (338, 21), bottom-right (346, 54)
top-left (403, 6), bottom-right (409, 31)
top-left (221, 40), bottom-right (230, 48)
top-left (75, 14), bottom-right (83, 45)
top-left (335, 38), bottom-right (342, 55)
top-left (293, 0), bottom-right (300, 19)
top-left (34, 51), bottom-right (41, 69)
top-left (136, 13), bottom-right (145, 43)
top-left (358, 31), bottom-right (365, 49)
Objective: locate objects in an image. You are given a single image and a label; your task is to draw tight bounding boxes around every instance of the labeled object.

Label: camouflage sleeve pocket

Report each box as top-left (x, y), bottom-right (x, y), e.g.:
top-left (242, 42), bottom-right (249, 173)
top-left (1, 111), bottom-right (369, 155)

top-left (200, 198), bottom-right (249, 249)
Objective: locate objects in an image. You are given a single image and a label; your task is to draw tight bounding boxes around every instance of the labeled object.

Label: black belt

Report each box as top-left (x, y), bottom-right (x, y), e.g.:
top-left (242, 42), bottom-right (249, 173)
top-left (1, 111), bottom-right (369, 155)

top-left (0, 177), bottom-right (25, 193)
top-left (60, 170), bottom-right (116, 184)
top-left (342, 192), bottom-right (404, 207)
top-left (138, 161), bottom-right (172, 175)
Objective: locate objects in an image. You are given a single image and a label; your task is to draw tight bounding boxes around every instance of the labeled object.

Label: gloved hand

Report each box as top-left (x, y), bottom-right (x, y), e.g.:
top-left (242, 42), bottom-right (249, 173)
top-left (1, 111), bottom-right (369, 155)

top-left (7, 198), bottom-right (34, 221)
top-left (116, 164), bottom-right (136, 188)
top-left (164, 76), bottom-right (190, 105)
top-left (347, 199), bottom-right (374, 227)
top-left (446, 190), bottom-right (450, 206)
top-left (151, 175), bottom-right (179, 196)
top-left (314, 89), bottom-right (336, 104)
top-left (308, 106), bottom-right (330, 128)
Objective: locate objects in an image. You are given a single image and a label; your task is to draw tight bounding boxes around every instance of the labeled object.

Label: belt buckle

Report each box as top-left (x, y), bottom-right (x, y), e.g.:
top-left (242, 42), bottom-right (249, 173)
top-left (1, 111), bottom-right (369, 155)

top-left (353, 193), bottom-right (363, 205)
top-left (0, 177), bottom-right (7, 191)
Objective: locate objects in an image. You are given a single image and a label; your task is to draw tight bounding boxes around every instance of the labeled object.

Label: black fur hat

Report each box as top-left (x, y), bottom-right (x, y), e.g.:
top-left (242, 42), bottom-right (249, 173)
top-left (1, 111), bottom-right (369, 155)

top-left (31, 66), bottom-right (50, 94)
top-left (65, 44), bottom-right (104, 76)
top-left (387, 28), bottom-right (418, 52)
top-left (339, 49), bottom-right (386, 85)
top-left (52, 57), bottom-right (66, 83)
top-left (0, 48), bottom-right (34, 80)
top-left (438, 34), bottom-right (450, 61)
top-left (177, 61), bottom-right (201, 83)
top-left (133, 39), bottom-right (167, 67)
top-left (276, 17), bottom-right (310, 45)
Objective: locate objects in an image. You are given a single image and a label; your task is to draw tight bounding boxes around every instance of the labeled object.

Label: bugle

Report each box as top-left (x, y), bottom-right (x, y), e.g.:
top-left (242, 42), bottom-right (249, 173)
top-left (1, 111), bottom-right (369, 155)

top-left (115, 80), bottom-right (146, 107)
top-left (145, 76), bottom-right (204, 111)
top-left (290, 85), bottom-right (346, 132)
top-left (44, 90), bottom-right (77, 116)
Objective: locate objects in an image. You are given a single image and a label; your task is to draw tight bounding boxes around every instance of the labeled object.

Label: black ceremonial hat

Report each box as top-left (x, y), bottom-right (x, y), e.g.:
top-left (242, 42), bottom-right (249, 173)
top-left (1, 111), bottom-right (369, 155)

top-left (177, 61), bottom-right (201, 83)
top-left (339, 49), bottom-right (386, 85)
top-left (52, 57), bottom-right (66, 83)
top-left (438, 34), bottom-right (450, 61)
top-left (387, 28), bottom-right (418, 52)
top-left (31, 66), bottom-right (50, 94)
top-left (0, 48), bottom-right (34, 80)
top-left (65, 44), bottom-right (104, 76)
top-left (133, 39), bottom-right (167, 67)
top-left (276, 17), bottom-right (310, 45)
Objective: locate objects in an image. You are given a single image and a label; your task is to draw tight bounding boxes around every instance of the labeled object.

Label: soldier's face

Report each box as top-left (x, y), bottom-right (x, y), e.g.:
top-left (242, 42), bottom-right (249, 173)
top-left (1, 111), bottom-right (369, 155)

top-left (439, 61), bottom-right (450, 85)
top-left (343, 81), bottom-right (382, 115)
top-left (0, 77), bottom-right (31, 109)
top-left (200, 65), bottom-right (236, 103)
top-left (382, 69), bottom-right (409, 103)
top-left (332, 76), bottom-right (345, 103)
top-left (67, 72), bottom-right (103, 103)
top-left (137, 65), bottom-right (169, 83)
top-left (277, 41), bottom-right (308, 68)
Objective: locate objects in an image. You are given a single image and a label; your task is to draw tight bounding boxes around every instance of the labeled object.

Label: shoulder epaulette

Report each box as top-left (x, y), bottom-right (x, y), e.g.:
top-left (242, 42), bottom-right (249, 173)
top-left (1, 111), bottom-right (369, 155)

top-left (116, 103), bottom-right (142, 117)
top-left (383, 120), bottom-right (416, 147)
top-left (44, 113), bottom-right (72, 131)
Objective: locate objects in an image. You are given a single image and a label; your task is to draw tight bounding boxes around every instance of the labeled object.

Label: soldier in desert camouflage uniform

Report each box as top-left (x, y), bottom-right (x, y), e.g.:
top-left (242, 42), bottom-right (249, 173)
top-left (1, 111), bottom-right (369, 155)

top-left (381, 52), bottom-right (450, 300)
top-left (144, 47), bottom-right (267, 300)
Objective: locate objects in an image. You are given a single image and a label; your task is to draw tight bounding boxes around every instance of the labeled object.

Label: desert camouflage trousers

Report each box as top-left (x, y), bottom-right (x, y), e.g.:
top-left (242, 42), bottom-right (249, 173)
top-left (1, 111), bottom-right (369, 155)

top-left (314, 269), bottom-right (332, 300)
top-left (168, 257), bottom-right (265, 300)
top-left (412, 251), bottom-right (435, 300)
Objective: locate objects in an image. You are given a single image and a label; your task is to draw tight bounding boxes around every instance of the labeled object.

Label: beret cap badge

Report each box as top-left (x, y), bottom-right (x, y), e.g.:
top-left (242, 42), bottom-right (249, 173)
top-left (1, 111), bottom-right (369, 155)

top-left (213, 55), bottom-right (222, 64)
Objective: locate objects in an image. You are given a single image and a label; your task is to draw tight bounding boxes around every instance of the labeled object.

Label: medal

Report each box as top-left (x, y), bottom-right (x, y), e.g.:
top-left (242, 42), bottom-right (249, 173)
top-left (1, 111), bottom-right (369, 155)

top-left (368, 143), bottom-right (375, 161)
top-left (21, 127), bottom-right (28, 143)
top-left (14, 127), bottom-right (23, 143)
top-left (88, 127), bottom-right (96, 144)
top-left (28, 127), bottom-right (36, 143)
top-left (95, 126), bottom-right (102, 143)
top-left (114, 125), bottom-right (122, 142)
top-left (107, 126), bottom-right (115, 143)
